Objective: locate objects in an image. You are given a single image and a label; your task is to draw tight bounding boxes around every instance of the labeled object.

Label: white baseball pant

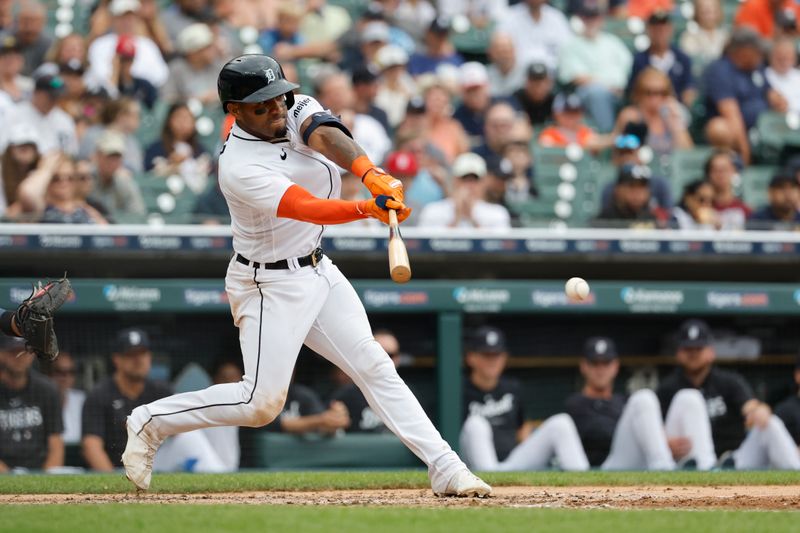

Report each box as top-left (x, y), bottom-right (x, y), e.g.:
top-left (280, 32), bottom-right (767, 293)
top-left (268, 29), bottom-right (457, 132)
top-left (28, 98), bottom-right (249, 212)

top-left (128, 256), bottom-right (466, 490)
top-left (663, 389), bottom-right (717, 470)
top-left (152, 430), bottom-right (229, 473)
top-left (733, 415), bottom-right (800, 470)
top-left (459, 413), bottom-right (590, 471)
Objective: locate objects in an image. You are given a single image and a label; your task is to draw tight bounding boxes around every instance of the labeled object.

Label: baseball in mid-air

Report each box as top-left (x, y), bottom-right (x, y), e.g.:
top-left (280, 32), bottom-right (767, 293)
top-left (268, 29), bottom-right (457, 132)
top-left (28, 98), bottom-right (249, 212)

top-left (565, 277), bottom-right (590, 301)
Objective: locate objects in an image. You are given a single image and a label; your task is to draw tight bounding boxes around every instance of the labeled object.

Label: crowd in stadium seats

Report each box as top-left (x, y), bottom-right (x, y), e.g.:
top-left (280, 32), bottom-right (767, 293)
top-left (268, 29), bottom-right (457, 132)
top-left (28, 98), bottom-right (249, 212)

top-left (2, 323), bottom-right (799, 472)
top-left (0, 0), bottom-right (798, 227)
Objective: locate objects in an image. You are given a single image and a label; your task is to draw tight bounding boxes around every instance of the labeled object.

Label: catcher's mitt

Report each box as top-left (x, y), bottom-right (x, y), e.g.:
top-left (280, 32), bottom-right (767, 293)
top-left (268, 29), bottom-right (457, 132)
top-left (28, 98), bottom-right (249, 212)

top-left (13, 277), bottom-right (72, 361)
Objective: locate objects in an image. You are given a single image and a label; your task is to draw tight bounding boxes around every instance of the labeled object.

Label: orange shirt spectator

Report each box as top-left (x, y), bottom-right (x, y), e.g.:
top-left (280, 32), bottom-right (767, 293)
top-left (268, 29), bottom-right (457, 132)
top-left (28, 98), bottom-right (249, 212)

top-left (735, 0), bottom-right (800, 38)
top-left (627, 0), bottom-right (674, 20)
top-left (537, 93), bottom-right (598, 148)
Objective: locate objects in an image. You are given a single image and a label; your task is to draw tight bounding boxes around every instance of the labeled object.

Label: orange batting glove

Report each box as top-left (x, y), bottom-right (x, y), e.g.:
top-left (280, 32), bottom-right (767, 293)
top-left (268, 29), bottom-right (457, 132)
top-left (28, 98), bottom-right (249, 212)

top-left (357, 195), bottom-right (411, 225)
top-left (351, 155), bottom-right (404, 202)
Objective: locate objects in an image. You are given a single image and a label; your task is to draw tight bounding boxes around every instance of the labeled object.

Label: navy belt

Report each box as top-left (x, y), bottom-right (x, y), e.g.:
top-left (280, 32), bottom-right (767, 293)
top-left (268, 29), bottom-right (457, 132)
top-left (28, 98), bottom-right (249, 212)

top-left (236, 247), bottom-right (323, 270)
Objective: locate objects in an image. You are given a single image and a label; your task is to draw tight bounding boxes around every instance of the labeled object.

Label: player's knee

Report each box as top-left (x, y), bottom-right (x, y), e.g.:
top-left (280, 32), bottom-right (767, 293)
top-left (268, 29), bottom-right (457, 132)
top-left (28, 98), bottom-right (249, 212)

top-left (673, 388), bottom-right (705, 410)
top-left (629, 389), bottom-right (660, 414)
top-left (547, 413), bottom-right (578, 434)
top-left (245, 390), bottom-right (288, 427)
top-left (356, 340), bottom-right (398, 382)
top-left (462, 414), bottom-right (492, 436)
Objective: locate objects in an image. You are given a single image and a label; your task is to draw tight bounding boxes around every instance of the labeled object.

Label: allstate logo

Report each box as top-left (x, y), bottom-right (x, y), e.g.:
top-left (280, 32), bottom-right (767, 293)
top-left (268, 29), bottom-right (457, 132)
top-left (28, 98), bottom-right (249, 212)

top-left (794, 289), bottom-right (800, 306)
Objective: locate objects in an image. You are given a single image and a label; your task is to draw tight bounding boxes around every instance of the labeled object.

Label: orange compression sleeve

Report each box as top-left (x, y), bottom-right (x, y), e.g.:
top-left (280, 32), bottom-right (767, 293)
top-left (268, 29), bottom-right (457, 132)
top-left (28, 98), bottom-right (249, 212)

top-left (277, 184), bottom-right (368, 225)
top-left (350, 155), bottom-right (375, 179)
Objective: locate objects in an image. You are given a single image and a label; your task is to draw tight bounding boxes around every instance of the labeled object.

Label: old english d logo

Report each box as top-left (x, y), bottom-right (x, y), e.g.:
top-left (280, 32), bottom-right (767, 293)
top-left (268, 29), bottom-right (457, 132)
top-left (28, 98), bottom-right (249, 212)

top-left (264, 68), bottom-right (276, 83)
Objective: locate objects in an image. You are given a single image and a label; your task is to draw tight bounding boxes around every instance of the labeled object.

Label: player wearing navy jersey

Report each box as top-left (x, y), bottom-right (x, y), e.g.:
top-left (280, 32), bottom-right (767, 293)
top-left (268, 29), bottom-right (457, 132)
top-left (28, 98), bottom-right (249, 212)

top-left (566, 337), bottom-right (716, 470)
top-left (657, 319), bottom-right (800, 470)
top-left (774, 354), bottom-right (800, 451)
top-left (459, 326), bottom-right (589, 471)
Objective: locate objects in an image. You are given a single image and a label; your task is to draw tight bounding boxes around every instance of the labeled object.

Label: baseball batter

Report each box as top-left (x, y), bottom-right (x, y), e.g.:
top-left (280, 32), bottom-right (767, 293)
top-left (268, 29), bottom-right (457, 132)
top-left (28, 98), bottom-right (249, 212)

top-left (566, 336), bottom-right (717, 470)
top-left (122, 54), bottom-right (491, 497)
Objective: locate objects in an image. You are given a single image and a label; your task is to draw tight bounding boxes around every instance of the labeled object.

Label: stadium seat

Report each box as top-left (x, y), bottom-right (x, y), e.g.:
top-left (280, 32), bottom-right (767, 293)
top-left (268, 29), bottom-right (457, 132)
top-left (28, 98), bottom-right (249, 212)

top-left (668, 146), bottom-right (714, 198)
top-left (450, 22), bottom-right (495, 56)
top-left (752, 112), bottom-right (800, 164)
top-left (740, 165), bottom-right (776, 209)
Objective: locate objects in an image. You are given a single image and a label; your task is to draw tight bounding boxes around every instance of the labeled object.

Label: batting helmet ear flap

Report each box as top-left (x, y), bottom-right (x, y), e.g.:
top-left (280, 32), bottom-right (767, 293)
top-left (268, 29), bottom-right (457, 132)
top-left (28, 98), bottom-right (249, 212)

top-left (277, 64), bottom-right (296, 109)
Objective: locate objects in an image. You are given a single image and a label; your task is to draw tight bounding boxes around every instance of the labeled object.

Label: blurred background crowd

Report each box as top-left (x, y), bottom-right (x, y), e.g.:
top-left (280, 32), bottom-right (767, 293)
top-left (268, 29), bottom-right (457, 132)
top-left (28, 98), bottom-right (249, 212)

top-left (0, 0), bottom-right (799, 229)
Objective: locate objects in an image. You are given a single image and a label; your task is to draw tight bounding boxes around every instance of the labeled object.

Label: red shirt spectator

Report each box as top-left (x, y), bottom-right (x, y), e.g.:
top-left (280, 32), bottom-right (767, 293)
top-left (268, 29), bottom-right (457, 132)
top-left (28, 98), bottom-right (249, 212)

top-left (735, 0), bottom-right (800, 38)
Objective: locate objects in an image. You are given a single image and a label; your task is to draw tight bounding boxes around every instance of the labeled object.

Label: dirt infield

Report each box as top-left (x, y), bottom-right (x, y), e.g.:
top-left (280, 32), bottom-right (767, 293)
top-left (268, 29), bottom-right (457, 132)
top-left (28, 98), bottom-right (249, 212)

top-left (2, 486), bottom-right (799, 510)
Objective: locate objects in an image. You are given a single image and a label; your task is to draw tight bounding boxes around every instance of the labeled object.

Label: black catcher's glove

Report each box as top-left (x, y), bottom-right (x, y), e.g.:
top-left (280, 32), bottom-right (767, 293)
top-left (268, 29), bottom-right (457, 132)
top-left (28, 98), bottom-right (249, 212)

top-left (13, 277), bottom-right (72, 361)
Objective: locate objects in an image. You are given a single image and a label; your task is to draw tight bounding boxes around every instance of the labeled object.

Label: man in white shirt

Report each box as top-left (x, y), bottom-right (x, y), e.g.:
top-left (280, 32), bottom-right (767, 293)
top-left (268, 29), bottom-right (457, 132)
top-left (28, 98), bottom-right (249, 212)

top-left (0, 73), bottom-right (77, 155)
top-left (418, 152), bottom-right (511, 229)
top-left (765, 36), bottom-right (800, 113)
top-left (87, 0), bottom-right (169, 89)
top-left (497, 0), bottom-right (571, 71)
top-left (487, 32), bottom-right (526, 98)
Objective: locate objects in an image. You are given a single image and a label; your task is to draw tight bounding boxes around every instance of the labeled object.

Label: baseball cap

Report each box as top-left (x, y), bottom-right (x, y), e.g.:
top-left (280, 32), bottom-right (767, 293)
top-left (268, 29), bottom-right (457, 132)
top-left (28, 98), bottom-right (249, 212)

top-left (115, 327), bottom-right (151, 354)
top-left (429, 16), bottom-right (451, 34)
top-left (7, 124), bottom-right (39, 147)
top-left (406, 96), bottom-right (426, 114)
top-left (459, 62), bottom-right (489, 88)
top-left (526, 62), bottom-right (550, 80)
top-left (352, 65), bottom-right (379, 85)
top-left (0, 34), bottom-right (21, 55)
top-left (60, 58), bottom-right (85, 76)
top-left (178, 23), bottom-right (214, 54)
top-left (109, 0), bottom-right (141, 16)
top-left (578, 0), bottom-right (604, 18)
top-left (553, 93), bottom-right (583, 113)
top-left (361, 21), bottom-right (390, 44)
top-left (452, 152), bottom-right (487, 179)
top-left (116, 35), bottom-right (137, 58)
top-left (375, 45), bottom-right (408, 70)
top-left (617, 163), bottom-right (651, 185)
top-left (768, 173), bottom-right (799, 188)
top-left (614, 133), bottom-right (642, 151)
top-left (728, 27), bottom-right (765, 52)
top-left (584, 337), bottom-right (618, 362)
top-left (677, 319), bottom-right (713, 349)
top-left (34, 74), bottom-right (66, 96)
top-left (96, 131), bottom-right (126, 156)
top-left (385, 150), bottom-right (419, 176)
top-left (362, 2), bottom-right (385, 21)
top-left (0, 335), bottom-right (27, 352)
top-left (647, 9), bottom-right (671, 24)
top-left (466, 326), bottom-right (507, 353)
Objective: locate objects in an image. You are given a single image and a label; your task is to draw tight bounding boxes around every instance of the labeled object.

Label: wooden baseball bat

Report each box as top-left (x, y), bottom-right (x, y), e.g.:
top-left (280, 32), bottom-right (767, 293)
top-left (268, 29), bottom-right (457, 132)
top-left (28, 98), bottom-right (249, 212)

top-left (388, 209), bottom-right (411, 284)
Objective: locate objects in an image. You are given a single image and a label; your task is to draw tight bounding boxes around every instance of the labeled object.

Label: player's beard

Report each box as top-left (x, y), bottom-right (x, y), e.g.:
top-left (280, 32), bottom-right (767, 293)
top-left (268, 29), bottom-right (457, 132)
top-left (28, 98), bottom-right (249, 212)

top-left (275, 123), bottom-right (288, 138)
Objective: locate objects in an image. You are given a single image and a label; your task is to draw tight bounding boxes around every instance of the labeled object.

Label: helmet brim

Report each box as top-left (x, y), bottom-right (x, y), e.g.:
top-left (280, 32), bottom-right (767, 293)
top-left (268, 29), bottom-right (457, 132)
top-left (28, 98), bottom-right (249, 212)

top-left (224, 79), bottom-right (300, 111)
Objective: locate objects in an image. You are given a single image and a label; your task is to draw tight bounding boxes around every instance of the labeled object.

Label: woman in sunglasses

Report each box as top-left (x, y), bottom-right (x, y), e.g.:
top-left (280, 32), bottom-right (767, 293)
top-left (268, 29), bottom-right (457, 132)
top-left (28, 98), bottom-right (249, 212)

top-left (671, 179), bottom-right (719, 229)
top-left (13, 152), bottom-right (108, 224)
top-left (613, 67), bottom-right (693, 158)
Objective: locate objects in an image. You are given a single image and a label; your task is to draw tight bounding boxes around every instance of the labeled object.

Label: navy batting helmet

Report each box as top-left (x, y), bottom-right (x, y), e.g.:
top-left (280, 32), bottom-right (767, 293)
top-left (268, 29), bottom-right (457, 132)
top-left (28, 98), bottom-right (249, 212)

top-left (217, 55), bottom-right (299, 112)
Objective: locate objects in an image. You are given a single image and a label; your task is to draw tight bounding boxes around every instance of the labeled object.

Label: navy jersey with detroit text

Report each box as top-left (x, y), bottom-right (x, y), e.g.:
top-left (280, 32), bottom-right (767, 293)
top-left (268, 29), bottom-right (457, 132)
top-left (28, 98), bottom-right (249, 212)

top-left (565, 393), bottom-right (626, 467)
top-left (462, 377), bottom-right (524, 461)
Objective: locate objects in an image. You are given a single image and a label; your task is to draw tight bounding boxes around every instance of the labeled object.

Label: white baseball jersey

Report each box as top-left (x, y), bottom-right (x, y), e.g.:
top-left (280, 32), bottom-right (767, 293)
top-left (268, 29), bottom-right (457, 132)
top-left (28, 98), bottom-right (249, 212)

top-left (218, 94), bottom-right (342, 263)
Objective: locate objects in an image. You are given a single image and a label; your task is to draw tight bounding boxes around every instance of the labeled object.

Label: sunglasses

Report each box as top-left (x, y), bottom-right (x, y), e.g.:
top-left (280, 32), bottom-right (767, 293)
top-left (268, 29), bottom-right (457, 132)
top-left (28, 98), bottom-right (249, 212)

top-left (74, 173), bottom-right (92, 182)
top-left (51, 173), bottom-right (75, 183)
top-left (642, 88), bottom-right (669, 97)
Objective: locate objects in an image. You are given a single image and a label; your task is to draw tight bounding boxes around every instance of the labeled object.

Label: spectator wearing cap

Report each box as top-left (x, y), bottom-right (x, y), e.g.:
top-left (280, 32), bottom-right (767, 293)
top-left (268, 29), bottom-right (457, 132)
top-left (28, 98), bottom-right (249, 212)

top-left (557, 3), bottom-right (631, 133)
top-left (418, 152), bottom-right (511, 229)
top-left (658, 319), bottom-right (800, 470)
top-left (750, 174), bottom-right (800, 226)
top-left (735, 0), bottom-right (800, 38)
top-left (566, 0), bottom-right (626, 17)
top-left (88, 131), bottom-right (146, 217)
top-left (473, 101), bottom-right (522, 171)
top-left (538, 93), bottom-right (603, 150)
top-left (351, 66), bottom-right (391, 136)
top-left (704, 149), bottom-right (751, 230)
top-left (87, 0), bottom-right (170, 89)
top-left (679, 0), bottom-right (729, 67)
top-left (315, 69), bottom-right (391, 164)
top-left (0, 337), bottom-right (64, 472)
top-left (358, 21), bottom-right (391, 70)
top-left (420, 82), bottom-right (469, 164)
top-left (162, 23), bottom-right (225, 104)
top-left (628, 11), bottom-right (696, 108)
top-left (45, 352), bottom-right (86, 445)
top-left (603, 131), bottom-right (673, 210)
top-left (494, 121), bottom-right (537, 206)
top-left (453, 62), bottom-right (499, 144)
top-left (407, 17), bottom-right (464, 77)
top-left (766, 36), bottom-right (800, 113)
top-left (595, 163), bottom-right (667, 226)
top-left (58, 60), bottom-right (87, 117)
top-left (670, 179), bottom-right (719, 230)
top-left (384, 149), bottom-right (442, 225)
top-left (374, 45), bottom-right (416, 128)
top-left (0, 34), bottom-right (33, 102)
top-left (498, 0), bottom-right (571, 71)
top-left (774, 354), bottom-right (800, 454)
top-left (487, 32), bottom-right (526, 98)
top-left (614, 68), bottom-right (693, 159)
top-left (82, 327), bottom-right (228, 473)
top-left (513, 62), bottom-right (555, 127)
top-left (566, 336), bottom-right (715, 470)
top-left (12, 0), bottom-right (51, 76)
top-left (1, 73), bottom-right (78, 156)
top-left (79, 97), bottom-right (144, 175)
top-left (0, 123), bottom-right (39, 216)
top-left (336, 3), bottom-right (414, 72)
top-left (108, 36), bottom-right (157, 111)
top-left (702, 28), bottom-right (786, 165)
top-left (160, 0), bottom-right (213, 46)
top-left (145, 102), bottom-right (211, 193)
top-left (460, 325), bottom-right (590, 472)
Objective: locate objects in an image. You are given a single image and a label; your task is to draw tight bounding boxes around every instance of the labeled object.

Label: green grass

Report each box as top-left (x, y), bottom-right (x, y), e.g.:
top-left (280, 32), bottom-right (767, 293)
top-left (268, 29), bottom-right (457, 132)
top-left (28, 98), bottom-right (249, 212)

top-left (1, 505), bottom-right (798, 533)
top-left (0, 470), bottom-right (798, 494)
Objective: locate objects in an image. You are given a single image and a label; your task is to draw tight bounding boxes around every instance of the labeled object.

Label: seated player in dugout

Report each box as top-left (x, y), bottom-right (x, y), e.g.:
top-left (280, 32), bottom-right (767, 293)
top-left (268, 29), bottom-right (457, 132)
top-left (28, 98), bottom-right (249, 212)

top-left (657, 319), bottom-right (800, 470)
top-left (0, 337), bottom-right (63, 472)
top-left (82, 328), bottom-right (230, 473)
top-left (774, 354), bottom-right (800, 455)
top-left (459, 326), bottom-right (590, 471)
top-left (566, 336), bottom-right (716, 471)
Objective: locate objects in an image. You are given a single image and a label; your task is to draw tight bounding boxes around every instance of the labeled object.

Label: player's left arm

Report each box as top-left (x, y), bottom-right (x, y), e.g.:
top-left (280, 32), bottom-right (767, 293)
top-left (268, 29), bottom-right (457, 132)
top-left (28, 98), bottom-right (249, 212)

top-left (300, 114), bottom-right (404, 202)
top-left (43, 433), bottom-right (65, 470)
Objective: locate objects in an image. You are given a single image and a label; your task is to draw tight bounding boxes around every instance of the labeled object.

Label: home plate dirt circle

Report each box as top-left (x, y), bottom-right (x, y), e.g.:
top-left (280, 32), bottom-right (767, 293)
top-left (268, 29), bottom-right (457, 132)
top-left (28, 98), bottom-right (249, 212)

top-left (3, 486), bottom-right (800, 510)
